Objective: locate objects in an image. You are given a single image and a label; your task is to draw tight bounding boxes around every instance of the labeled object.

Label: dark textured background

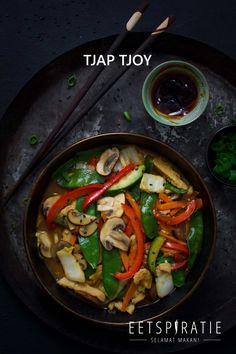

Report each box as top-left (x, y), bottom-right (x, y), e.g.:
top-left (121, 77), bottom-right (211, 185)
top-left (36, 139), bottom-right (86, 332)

top-left (0, 0), bottom-right (235, 353)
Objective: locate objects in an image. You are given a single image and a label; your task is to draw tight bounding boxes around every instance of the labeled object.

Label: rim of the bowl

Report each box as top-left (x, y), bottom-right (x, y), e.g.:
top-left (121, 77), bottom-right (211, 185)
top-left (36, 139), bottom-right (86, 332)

top-left (206, 124), bottom-right (236, 187)
top-left (24, 133), bottom-right (217, 327)
top-left (142, 60), bottom-right (209, 127)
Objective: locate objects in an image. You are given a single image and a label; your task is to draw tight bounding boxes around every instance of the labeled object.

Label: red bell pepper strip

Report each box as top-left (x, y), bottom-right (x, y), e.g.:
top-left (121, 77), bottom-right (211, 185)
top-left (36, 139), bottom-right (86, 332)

top-left (82, 163), bottom-right (135, 209)
top-left (154, 199), bottom-right (196, 225)
top-left (171, 259), bottom-right (188, 270)
top-left (114, 204), bottom-right (144, 280)
top-left (46, 184), bottom-right (103, 227)
top-left (163, 241), bottom-right (188, 254)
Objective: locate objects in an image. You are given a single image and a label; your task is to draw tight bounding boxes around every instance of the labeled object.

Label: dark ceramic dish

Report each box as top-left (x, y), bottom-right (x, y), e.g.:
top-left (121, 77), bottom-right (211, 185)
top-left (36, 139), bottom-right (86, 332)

top-left (206, 125), bottom-right (236, 187)
top-left (24, 133), bottom-right (216, 326)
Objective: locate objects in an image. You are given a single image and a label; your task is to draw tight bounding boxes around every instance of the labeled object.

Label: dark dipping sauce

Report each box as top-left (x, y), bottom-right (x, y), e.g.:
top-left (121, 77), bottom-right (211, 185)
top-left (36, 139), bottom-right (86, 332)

top-left (151, 72), bottom-right (198, 118)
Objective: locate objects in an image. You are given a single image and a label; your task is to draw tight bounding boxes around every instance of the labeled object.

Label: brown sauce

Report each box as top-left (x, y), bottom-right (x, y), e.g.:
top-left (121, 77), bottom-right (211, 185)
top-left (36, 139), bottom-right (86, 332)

top-left (151, 71), bottom-right (198, 118)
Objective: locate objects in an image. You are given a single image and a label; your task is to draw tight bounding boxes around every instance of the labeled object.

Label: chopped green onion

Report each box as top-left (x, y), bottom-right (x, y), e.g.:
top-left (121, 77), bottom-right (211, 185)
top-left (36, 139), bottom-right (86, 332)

top-left (22, 197), bottom-right (29, 205)
top-left (231, 116), bottom-right (236, 125)
top-left (215, 103), bottom-right (224, 116)
top-left (28, 134), bottom-right (38, 146)
top-left (67, 73), bottom-right (77, 88)
top-left (211, 131), bottom-right (236, 182)
top-left (123, 111), bottom-right (132, 122)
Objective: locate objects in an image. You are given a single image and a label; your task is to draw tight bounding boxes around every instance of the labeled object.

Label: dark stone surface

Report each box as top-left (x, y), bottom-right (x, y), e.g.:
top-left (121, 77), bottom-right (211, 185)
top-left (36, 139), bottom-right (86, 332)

top-left (0, 1), bottom-right (236, 353)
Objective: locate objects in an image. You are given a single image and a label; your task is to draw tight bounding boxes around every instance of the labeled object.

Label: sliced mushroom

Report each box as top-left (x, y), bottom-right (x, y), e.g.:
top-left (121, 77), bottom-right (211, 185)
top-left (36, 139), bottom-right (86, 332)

top-left (60, 201), bottom-right (76, 216)
top-left (100, 217), bottom-right (130, 251)
top-left (96, 147), bottom-right (119, 176)
top-left (97, 193), bottom-right (125, 218)
top-left (42, 195), bottom-right (60, 216)
top-left (79, 219), bottom-right (99, 237)
top-left (67, 209), bottom-right (96, 225)
top-left (36, 231), bottom-right (52, 259)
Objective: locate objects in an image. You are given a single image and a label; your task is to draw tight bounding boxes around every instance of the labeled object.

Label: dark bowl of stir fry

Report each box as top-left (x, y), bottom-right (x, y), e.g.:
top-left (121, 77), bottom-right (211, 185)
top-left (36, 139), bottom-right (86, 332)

top-left (24, 133), bottom-right (216, 326)
top-left (207, 125), bottom-right (236, 186)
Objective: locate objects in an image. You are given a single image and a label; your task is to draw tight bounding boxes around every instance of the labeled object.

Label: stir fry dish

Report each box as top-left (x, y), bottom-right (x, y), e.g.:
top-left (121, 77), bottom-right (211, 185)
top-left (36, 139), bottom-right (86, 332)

top-left (36, 146), bottom-right (204, 314)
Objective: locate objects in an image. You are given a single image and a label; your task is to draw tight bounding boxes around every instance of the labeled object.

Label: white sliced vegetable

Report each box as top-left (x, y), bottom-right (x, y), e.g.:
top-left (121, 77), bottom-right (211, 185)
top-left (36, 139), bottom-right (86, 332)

top-left (119, 146), bottom-right (144, 167)
top-left (140, 173), bottom-right (165, 193)
top-left (57, 247), bottom-right (85, 283)
top-left (155, 271), bottom-right (174, 298)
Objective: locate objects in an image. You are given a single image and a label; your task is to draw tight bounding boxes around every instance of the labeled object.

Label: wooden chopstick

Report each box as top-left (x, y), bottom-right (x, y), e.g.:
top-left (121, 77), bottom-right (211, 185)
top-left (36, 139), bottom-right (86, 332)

top-left (3, 0), bottom-right (149, 206)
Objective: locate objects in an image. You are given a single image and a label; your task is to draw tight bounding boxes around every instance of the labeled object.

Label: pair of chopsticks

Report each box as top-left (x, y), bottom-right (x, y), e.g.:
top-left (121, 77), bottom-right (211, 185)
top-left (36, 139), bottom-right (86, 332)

top-left (3, 0), bottom-right (175, 205)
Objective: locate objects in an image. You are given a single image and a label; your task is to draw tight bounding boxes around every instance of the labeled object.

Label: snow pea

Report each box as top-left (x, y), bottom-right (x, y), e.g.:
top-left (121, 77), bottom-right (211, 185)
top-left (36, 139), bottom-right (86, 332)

top-left (140, 192), bottom-right (158, 239)
top-left (52, 150), bottom-right (104, 189)
top-left (144, 155), bottom-right (154, 173)
top-left (128, 182), bottom-right (141, 201)
top-left (102, 248), bottom-right (122, 299)
top-left (172, 269), bottom-right (186, 287)
top-left (164, 182), bottom-right (187, 194)
top-left (77, 197), bottom-right (100, 269)
top-left (188, 209), bottom-right (204, 270)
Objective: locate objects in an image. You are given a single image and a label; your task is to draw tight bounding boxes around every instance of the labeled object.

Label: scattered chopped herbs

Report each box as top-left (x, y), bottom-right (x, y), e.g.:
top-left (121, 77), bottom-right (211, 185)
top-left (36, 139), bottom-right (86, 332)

top-left (123, 111), bottom-right (132, 122)
top-left (215, 103), bottom-right (224, 116)
top-left (67, 73), bottom-right (77, 88)
top-left (22, 197), bottom-right (29, 205)
top-left (231, 116), bottom-right (236, 125)
top-left (211, 131), bottom-right (236, 182)
top-left (28, 134), bottom-right (38, 146)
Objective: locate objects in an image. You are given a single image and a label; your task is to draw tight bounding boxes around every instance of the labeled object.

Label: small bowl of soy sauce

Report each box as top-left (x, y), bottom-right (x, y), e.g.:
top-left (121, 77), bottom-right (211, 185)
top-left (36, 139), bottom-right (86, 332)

top-left (142, 60), bottom-right (209, 126)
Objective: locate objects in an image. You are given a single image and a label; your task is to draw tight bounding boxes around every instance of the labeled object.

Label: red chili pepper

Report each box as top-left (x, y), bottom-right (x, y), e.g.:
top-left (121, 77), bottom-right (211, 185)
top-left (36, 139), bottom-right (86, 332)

top-left (114, 204), bottom-right (144, 280)
top-left (82, 163), bottom-right (135, 209)
top-left (171, 259), bottom-right (188, 270)
top-left (154, 199), bottom-right (196, 225)
top-left (163, 241), bottom-right (189, 254)
top-left (88, 156), bottom-right (99, 167)
top-left (46, 184), bottom-right (103, 227)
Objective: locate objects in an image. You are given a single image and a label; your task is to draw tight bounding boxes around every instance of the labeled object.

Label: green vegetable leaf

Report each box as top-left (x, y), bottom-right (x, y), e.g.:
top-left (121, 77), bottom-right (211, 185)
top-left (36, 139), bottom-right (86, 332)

top-left (172, 269), bottom-right (186, 287)
top-left (156, 253), bottom-right (173, 265)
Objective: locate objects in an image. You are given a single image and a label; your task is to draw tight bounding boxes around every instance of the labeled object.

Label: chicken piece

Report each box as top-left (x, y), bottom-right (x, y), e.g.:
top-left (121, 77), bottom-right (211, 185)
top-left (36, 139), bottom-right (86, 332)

top-left (89, 264), bottom-right (103, 282)
top-left (62, 229), bottom-right (72, 243)
top-left (57, 277), bottom-right (106, 302)
top-left (153, 156), bottom-right (189, 190)
top-left (131, 287), bottom-right (146, 305)
top-left (73, 253), bottom-right (87, 270)
top-left (133, 268), bottom-right (152, 289)
top-left (158, 262), bottom-right (172, 273)
top-left (108, 300), bottom-right (135, 315)
top-left (97, 194), bottom-right (125, 218)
